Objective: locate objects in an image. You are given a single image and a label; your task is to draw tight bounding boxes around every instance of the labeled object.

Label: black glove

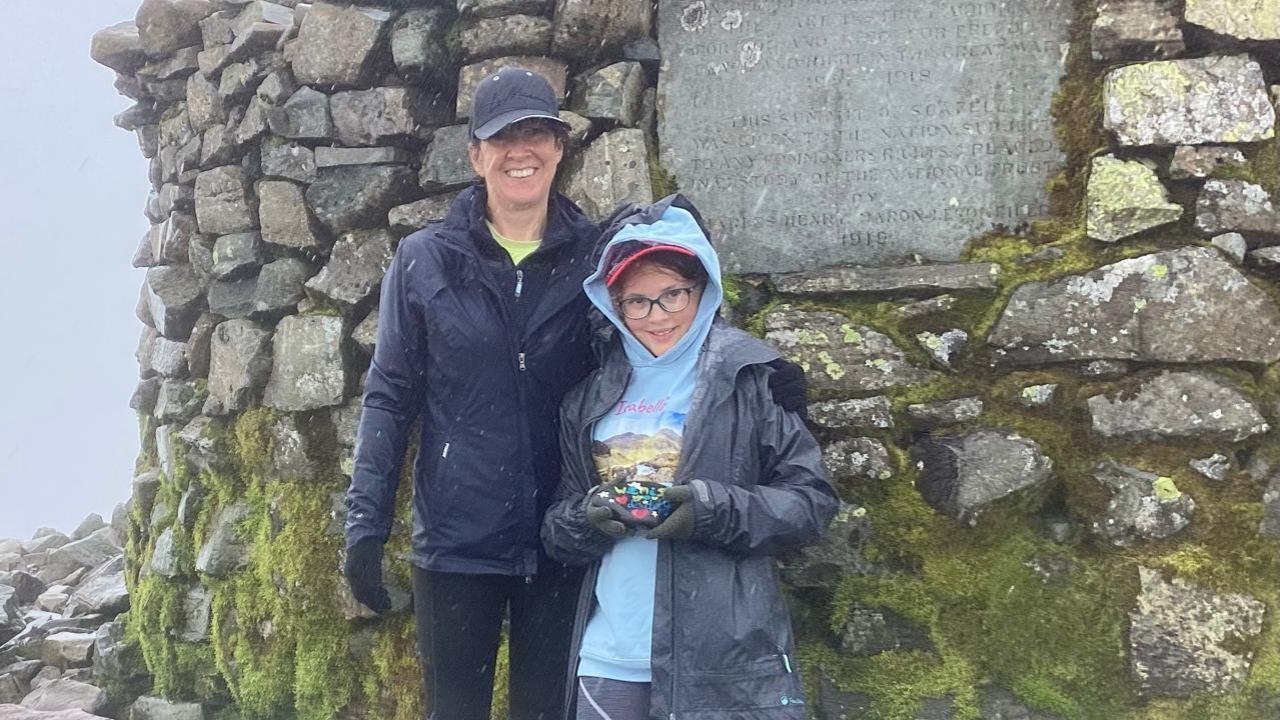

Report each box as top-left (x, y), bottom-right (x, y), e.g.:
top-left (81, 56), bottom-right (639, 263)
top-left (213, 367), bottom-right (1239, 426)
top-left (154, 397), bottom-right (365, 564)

top-left (344, 537), bottom-right (391, 612)
top-left (766, 359), bottom-right (809, 418)
top-left (584, 487), bottom-right (627, 538)
top-left (645, 484), bottom-right (696, 540)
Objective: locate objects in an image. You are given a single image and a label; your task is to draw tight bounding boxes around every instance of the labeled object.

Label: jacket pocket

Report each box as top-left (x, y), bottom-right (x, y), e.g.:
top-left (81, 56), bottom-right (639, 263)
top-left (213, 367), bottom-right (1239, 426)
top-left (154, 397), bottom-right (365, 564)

top-left (679, 655), bottom-right (805, 714)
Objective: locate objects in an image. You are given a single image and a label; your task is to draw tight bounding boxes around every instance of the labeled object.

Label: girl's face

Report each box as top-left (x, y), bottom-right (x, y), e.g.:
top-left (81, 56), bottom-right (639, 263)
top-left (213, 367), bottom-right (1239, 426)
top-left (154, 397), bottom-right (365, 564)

top-left (614, 261), bottom-right (703, 357)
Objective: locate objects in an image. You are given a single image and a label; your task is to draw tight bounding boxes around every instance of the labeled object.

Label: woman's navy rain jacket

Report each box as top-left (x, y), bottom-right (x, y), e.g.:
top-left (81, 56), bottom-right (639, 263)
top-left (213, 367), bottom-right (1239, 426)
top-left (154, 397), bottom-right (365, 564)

top-left (344, 185), bottom-right (600, 576)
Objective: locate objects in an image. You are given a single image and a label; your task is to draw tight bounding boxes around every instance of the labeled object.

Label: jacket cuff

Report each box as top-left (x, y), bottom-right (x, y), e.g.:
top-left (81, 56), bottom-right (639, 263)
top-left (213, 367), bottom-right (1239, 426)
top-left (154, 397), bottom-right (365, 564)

top-left (688, 478), bottom-right (719, 543)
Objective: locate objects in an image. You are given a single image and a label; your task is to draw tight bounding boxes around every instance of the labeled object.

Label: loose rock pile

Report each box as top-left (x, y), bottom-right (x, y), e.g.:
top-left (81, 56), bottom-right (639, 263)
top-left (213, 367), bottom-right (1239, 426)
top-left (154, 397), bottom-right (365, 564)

top-left (0, 514), bottom-right (201, 720)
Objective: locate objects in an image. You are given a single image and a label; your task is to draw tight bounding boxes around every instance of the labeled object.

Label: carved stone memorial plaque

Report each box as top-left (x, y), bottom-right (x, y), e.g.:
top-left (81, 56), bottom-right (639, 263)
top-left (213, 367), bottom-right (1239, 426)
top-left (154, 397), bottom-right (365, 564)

top-left (658, 0), bottom-right (1072, 273)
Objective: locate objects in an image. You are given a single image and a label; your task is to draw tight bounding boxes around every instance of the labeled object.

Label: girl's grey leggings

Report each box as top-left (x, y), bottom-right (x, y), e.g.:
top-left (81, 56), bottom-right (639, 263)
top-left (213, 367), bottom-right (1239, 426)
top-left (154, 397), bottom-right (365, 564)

top-left (575, 676), bottom-right (651, 720)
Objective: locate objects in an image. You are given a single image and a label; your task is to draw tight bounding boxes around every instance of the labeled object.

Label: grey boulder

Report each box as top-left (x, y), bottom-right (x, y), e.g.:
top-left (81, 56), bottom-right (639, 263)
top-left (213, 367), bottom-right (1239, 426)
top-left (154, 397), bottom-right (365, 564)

top-left (205, 319), bottom-right (273, 415)
top-left (1130, 566), bottom-right (1265, 696)
top-left (291, 3), bottom-right (392, 86)
top-left (135, 0), bottom-right (212, 57)
top-left (40, 530), bottom-right (119, 586)
top-left (550, 0), bottom-right (651, 59)
top-left (64, 557), bottom-right (128, 617)
top-left (1195, 179), bottom-right (1280, 235)
top-left (1087, 371), bottom-right (1268, 442)
top-left (331, 87), bottom-right (446, 147)
top-left (18, 678), bottom-right (106, 714)
top-left (262, 315), bottom-right (347, 411)
top-left (257, 180), bottom-right (327, 252)
top-left (1092, 459), bottom-right (1195, 547)
top-left (558, 128), bottom-right (652, 222)
top-left (807, 397), bottom-right (893, 431)
top-left (269, 87), bottom-right (334, 141)
top-left (764, 306), bottom-right (937, 396)
top-left (304, 229), bottom-right (394, 309)
top-left (420, 125), bottom-right (479, 191)
top-left (1091, 0), bottom-right (1184, 61)
top-left (144, 266), bottom-right (204, 340)
top-left (1103, 54), bottom-right (1274, 146)
top-left (390, 8), bottom-right (452, 82)
top-left (570, 61), bottom-right (645, 127)
top-left (988, 246), bottom-right (1280, 365)
top-left (90, 21), bottom-right (147, 73)
top-left (822, 438), bottom-right (893, 484)
top-left (912, 429), bottom-right (1054, 524)
top-left (210, 232), bottom-right (265, 280)
top-left (1259, 474), bottom-right (1280, 538)
top-left (194, 502), bottom-right (251, 578)
top-left (129, 696), bottom-right (205, 720)
top-left (39, 633), bottom-right (94, 670)
top-left (194, 166), bottom-right (257, 235)
top-left (452, 14), bottom-right (551, 63)
top-left (773, 263), bottom-right (1000, 297)
top-left (456, 57), bottom-right (567, 119)
top-left (305, 165), bottom-right (419, 234)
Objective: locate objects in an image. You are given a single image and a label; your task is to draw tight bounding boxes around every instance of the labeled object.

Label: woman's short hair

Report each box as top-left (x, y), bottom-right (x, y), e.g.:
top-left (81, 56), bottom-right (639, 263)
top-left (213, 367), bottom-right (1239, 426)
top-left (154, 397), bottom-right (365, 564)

top-left (470, 117), bottom-right (571, 149)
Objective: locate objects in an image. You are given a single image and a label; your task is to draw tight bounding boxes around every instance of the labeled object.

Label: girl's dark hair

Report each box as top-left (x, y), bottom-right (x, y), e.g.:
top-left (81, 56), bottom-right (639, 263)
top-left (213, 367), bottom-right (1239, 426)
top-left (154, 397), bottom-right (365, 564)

top-left (608, 250), bottom-right (709, 300)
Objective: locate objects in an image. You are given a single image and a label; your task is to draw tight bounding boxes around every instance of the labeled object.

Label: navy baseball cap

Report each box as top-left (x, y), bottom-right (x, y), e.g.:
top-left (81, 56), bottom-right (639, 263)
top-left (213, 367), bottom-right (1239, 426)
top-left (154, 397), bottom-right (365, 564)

top-left (469, 67), bottom-right (570, 140)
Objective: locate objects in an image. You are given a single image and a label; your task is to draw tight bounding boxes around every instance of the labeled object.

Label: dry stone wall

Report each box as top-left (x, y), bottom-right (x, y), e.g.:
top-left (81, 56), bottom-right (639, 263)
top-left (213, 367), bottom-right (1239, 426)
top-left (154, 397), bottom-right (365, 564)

top-left (60, 0), bottom-right (1280, 719)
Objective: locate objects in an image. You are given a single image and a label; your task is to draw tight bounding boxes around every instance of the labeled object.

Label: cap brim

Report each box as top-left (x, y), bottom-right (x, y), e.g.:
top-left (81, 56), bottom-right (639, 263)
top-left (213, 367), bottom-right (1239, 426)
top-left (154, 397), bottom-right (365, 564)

top-left (605, 244), bottom-right (697, 286)
top-left (473, 110), bottom-right (570, 140)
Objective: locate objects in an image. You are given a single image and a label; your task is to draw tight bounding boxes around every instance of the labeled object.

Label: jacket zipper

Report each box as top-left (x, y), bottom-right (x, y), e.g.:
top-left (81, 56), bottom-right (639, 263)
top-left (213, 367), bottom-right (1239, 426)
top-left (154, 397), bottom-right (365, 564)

top-left (515, 270), bottom-right (527, 372)
top-left (480, 256), bottom-right (535, 573)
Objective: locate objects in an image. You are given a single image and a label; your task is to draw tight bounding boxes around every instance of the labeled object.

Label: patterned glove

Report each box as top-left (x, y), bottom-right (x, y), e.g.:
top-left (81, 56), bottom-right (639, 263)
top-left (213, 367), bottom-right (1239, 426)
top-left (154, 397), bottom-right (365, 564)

top-left (585, 487), bottom-right (627, 538)
top-left (644, 484), bottom-right (696, 540)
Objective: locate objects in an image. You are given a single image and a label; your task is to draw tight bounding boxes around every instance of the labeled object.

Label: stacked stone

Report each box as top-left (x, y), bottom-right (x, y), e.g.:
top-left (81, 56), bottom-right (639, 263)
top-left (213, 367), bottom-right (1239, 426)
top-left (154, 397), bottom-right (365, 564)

top-left (90, 0), bottom-right (1280, 718)
top-left (90, 0), bottom-right (664, 717)
top-left (765, 3), bottom-right (1280, 715)
top-left (0, 513), bottom-right (202, 720)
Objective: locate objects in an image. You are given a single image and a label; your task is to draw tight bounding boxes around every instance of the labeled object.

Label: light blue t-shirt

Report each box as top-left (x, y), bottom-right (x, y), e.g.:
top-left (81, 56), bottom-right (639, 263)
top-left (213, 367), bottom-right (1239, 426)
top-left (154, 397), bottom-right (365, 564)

top-left (578, 375), bottom-right (693, 681)
top-left (577, 205), bottom-right (725, 683)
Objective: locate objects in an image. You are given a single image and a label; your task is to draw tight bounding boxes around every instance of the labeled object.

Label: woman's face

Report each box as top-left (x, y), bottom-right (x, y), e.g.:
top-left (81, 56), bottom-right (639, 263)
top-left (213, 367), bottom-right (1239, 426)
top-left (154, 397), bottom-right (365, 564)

top-left (468, 120), bottom-right (564, 213)
top-left (614, 261), bottom-right (703, 357)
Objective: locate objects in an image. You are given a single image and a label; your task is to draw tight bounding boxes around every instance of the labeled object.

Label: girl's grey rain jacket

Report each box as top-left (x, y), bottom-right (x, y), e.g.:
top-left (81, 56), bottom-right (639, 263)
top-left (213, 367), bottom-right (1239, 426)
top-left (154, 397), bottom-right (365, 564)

top-left (541, 195), bottom-right (839, 719)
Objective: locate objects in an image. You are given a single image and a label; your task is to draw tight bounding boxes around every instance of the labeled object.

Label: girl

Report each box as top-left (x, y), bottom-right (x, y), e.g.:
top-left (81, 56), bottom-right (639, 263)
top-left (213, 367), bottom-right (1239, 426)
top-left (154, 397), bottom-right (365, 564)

top-left (543, 195), bottom-right (837, 719)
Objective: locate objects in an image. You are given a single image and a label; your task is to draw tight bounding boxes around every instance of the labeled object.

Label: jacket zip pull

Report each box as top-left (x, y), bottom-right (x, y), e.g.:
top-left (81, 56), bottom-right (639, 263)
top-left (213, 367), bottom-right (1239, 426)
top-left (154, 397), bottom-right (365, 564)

top-left (514, 269), bottom-right (524, 299)
top-left (441, 442), bottom-right (450, 458)
top-left (780, 652), bottom-right (793, 673)
top-left (518, 352), bottom-right (527, 371)
top-left (524, 575), bottom-right (534, 585)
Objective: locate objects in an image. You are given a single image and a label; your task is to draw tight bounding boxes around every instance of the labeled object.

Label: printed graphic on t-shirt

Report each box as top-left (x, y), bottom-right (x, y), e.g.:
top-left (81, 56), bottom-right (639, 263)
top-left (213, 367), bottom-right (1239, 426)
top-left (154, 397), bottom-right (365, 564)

top-left (592, 398), bottom-right (685, 485)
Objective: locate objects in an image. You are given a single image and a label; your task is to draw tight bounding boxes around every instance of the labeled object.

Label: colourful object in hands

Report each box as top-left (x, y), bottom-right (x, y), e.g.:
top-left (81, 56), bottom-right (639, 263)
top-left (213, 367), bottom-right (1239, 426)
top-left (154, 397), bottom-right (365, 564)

top-left (592, 481), bottom-right (675, 529)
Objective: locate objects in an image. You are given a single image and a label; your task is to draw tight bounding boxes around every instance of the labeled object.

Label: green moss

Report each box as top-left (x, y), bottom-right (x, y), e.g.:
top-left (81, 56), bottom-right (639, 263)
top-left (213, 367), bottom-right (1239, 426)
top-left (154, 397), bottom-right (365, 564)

top-left (721, 274), bottom-right (742, 307)
top-left (366, 616), bottom-right (422, 720)
top-left (1046, 0), bottom-right (1105, 217)
top-left (800, 644), bottom-right (981, 720)
top-left (233, 408), bottom-right (275, 472)
top-left (300, 302), bottom-right (346, 318)
top-left (648, 148), bottom-right (678, 198)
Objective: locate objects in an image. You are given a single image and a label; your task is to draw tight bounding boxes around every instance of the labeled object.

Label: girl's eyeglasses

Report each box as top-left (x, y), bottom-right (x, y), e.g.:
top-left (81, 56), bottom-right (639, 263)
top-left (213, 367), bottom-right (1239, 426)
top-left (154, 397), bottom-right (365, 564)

top-left (617, 286), bottom-right (698, 320)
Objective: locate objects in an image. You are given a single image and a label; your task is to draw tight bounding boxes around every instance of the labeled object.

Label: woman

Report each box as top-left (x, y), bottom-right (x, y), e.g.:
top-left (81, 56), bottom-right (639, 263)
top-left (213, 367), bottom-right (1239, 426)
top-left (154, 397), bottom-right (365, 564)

top-left (343, 67), bottom-right (599, 720)
top-left (542, 195), bottom-right (838, 720)
top-left (342, 70), bottom-right (810, 720)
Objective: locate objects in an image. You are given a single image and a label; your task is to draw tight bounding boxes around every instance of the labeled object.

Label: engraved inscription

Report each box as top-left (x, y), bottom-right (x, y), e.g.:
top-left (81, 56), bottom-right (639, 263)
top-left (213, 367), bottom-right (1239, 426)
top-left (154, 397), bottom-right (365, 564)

top-left (658, 0), bottom-right (1071, 272)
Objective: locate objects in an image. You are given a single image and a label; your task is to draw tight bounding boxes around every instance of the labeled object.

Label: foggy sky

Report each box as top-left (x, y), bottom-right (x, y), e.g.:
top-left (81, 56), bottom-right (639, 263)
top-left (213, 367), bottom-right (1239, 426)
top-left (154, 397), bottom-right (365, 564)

top-left (0, 0), bottom-right (153, 539)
